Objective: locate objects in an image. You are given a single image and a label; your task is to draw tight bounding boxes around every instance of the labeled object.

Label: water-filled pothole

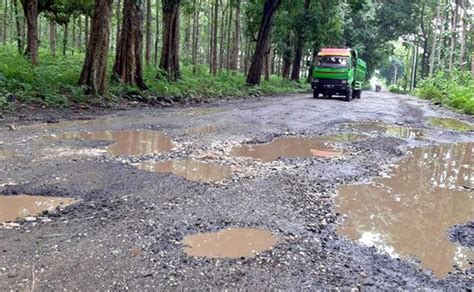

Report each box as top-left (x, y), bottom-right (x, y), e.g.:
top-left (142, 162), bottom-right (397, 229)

top-left (0, 195), bottom-right (77, 223)
top-left (336, 143), bottom-right (473, 277)
top-left (56, 130), bottom-right (173, 156)
top-left (137, 160), bottom-right (232, 183)
top-left (428, 117), bottom-right (473, 132)
top-left (348, 122), bottom-right (424, 139)
top-left (182, 228), bottom-right (277, 258)
top-left (231, 134), bottom-right (364, 162)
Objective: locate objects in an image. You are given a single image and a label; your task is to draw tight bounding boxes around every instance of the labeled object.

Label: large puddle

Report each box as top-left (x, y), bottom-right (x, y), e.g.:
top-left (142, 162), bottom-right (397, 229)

top-left (336, 143), bottom-right (473, 277)
top-left (0, 195), bottom-right (77, 222)
top-left (348, 122), bottom-right (424, 139)
top-left (428, 117), bottom-right (473, 132)
top-left (182, 228), bottom-right (277, 258)
top-left (231, 134), bottom-right (365, 162)
top-left (137, 160), bottom-right (232, 183)
top-left (57, 130), bottom-right (173, 156)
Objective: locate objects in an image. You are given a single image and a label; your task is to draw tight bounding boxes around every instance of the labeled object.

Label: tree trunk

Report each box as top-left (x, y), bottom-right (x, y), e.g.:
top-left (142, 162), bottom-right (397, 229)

top-left (228, 0), bottom-right (240, 71)
top-left (459, 0), bottom-right (467, 70)
top-left (210, 0), bottom-right (218, 75)
top-left (437, 0), bottom-right (447, 68)
top-left (290, 0), bottom-right (310, 81)
top-left (145, 0), bottom-right (152, 65)
top-left (448, 0), bottom-right (459, 73)
top-left (2, 0), bottom-right (7, 45)
top-left (77, 15), bottom-right (82, 50)
top-left (191, 0), bottom-right (200, 72)
top-left (79, 0), bottom-right (114, 95)
top-left (218, 2), bottom-right (227, 71)
top-left (159, 0), bottom-right (181, 81)
top-left (225, 2), bottom-right (232, 70)
top-left (429, 0), bottom-right (442, 76)
top-left (85, 14), bottom-right (89, 48)
top-left (21, 0), bottom-right (38, 64)
top-left (115, 0), bottom-right (121, 51)
top-left (246, 0), bottom-right (282, 85)
top-left (264, 44), bottom-right (270, 81)
top-left (71, 17), bottom-right (76, 55)
top-left (113, 0), bottom-right (147, 89)
top-left (154, 0), bottom-right (160, 65)
top-left (62, 22), bottom-right (68, 56)
top-left (49, 19), bottom-right (56, 56)
top-left (13, 0), bottom-right (23, 53)
top-left (184, 7), bottom-right (190, 57)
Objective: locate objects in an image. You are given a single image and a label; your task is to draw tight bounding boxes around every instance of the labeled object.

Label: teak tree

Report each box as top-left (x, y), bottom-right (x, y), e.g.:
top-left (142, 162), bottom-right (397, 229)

top-left (159, 0), bottom-right (181, 81)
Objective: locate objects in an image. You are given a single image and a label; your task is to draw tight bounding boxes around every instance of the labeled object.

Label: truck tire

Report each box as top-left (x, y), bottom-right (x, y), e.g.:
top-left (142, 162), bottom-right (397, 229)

top-left (313, 90), bottom-right (319, 99)
top-left (345, 89), bottom-right (352, 102)
top-left (357, 90), bottom-right (362, 99)
top-left (354, 90), bottom-right (361, 99)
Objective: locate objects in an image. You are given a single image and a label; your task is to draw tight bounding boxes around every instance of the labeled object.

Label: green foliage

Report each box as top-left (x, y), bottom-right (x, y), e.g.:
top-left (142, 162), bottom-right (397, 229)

top-left (0, 46), bottom-right (308, 108)
top-left (388, 85), bottom-right (408, 94)
top-left (416, 71), bottom-right (474, 115)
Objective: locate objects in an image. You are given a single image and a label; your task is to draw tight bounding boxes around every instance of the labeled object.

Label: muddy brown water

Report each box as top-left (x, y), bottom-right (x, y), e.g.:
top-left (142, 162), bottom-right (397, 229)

top-left (231, 134), bottom-right (365, 162)
top-left (428, 117), bottom-right (473, 132)
top-left (0, 195), bottom-right (77, 223)
top-left (182, 228), bottom-right (277, 258)
top-left (137, 160), bottom-right (232, 183)
top-left (57, 130), bottom-right (173, 156)
top-left (348, 122), bottom-right (424, 139)
top-left (336, 143), bottom-right (474, 277)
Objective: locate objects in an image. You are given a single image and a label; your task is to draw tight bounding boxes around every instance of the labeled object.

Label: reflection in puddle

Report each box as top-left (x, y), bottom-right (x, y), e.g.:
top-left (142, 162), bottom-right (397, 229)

top-left (231, 135), bottom-right (360, 162)
top-left (182, 228), bottom-right (277, 258)
top-left (137, 160), bottom-right (232, 183)
top-left (0, 195), bottom-right (77, 222)
top-left (349, 122), bottom-right (424, 139)
top-left (336, 143), bottom-right (474, 277)
top-left (57, 130), bottom-right (173, 156)
top-left (185, 125), bottom-right (217, 135)
top-left (428, 117), bottom-right (473, 132)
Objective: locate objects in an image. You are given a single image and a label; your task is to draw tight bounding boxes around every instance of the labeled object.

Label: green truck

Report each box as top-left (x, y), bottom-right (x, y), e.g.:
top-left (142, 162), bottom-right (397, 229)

top-left (311, 48), bottom-right (367, 102)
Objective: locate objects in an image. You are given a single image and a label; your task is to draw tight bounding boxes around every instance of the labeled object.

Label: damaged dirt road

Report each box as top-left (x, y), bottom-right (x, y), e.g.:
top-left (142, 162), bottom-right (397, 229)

top-left (0, 91), bottom-right (473, 290)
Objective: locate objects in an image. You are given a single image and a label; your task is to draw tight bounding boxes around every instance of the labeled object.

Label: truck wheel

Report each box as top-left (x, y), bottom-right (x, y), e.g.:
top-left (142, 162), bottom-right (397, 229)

top-left (313, 90), bottom-right (319, 99)
top-left (357, 90), bottom-right (362, 99)
top-left (345, 89), bottom-right (352, 102)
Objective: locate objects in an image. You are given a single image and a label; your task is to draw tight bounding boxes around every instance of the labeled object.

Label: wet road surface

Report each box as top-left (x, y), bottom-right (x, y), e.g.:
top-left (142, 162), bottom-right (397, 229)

top-left (0, 91), bottom-right (473, 289)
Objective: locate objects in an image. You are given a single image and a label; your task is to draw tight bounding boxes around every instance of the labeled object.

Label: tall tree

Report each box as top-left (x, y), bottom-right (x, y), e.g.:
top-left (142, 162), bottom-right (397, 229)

top-left (159, 0), bottom-right (180, 81)
top-left (210, 0), bottom-right (218, 75)
top-left (20, 0), bottom-right (38, 65)
top-left (113, 0), bottom-right (147, 89)
top-left (290, 0), bottom-right (310, 82)
top-left (145, 0), bottom-right (152, 65)
top-left (448, 0), bottom-right (459, 73)
top-left (79, 0), bottom-right (114, 95)
top-left (228, 0), bottom-right (240, 71)
top-left (246, 0), bottom-right (282, 85)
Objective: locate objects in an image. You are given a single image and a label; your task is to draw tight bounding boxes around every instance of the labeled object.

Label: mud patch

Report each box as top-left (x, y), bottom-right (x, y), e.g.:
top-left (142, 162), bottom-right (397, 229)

top-left (137, 160), bottom-right (232, 183)
top-left (428, 117), bottom-right (473, 132)
top-left (56, 130), bottom-right (173, 156)
top-left (336, 143), bottom-right (474, 277)
top-left (0, 195), bottom-right (77, 223)
top-left (231, 136), bottom-right (347, 162)
top-left (348, 122), bottom-right (424, 139)
top-left (182, 228), bottom-right (277, 258)
top-left (449, 222), bottom-right (474, 248)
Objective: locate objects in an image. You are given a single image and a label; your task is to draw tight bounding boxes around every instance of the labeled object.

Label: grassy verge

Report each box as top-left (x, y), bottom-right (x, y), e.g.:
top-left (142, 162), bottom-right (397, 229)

top-left (0, 46), bottom-right (309, 109)
top-left (416, 71), bottom-right (474, 115)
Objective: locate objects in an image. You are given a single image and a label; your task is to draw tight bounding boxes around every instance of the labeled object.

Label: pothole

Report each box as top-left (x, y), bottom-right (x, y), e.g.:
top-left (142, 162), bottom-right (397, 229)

top-left (428, 117), bottom-right (473, 132)
top-left (348, 122), bottom-right (424, 139)
top-left (230, 135), bottom-right (363, 162)
top-left (55, 130), bottom-right (173, 156)
top-left (336, 143), bottom-right (474, 277)
top-left (0, 195), bottom-right (77, 223)
top-left (182, 228), bottom-right (277, 258)
top-left (136, 160), bottom-right (232, 183)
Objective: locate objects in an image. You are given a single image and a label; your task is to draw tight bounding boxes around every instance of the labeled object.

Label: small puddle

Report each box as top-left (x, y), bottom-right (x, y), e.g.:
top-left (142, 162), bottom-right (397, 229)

top-left (185, 125), bottom-right (217, 135)
top-left (231, 136), bottom-right (357, 162)
top-left (182, 228), bottom-right (277, 258)
top-left (348, 122), bottom-right (424, 139)
top-left (0, 195), bottom-right (77, 223)
top-left (0, 150), bottom-right (14, 158)
top-left (336, 143), bottom-right (473, 277)
top-left (57, 130), bottom-right (173, 156)
top-left (137, 160), bottom-right (232, 183)
top-left (428, 117), bottom-right (473, 132)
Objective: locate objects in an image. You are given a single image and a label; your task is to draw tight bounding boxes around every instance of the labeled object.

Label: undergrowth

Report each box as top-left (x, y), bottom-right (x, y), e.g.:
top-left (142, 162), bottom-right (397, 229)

top-left (0, 45), bottom-right (309, 108)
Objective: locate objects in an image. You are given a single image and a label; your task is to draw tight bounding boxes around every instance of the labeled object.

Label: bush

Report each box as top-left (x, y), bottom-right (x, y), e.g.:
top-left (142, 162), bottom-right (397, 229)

top-left (0, 45), bottom-right (309, 108)
top-left (416, 71), bottom-right (474, 115)
top-left (388, 85), bottom-right (408, 94)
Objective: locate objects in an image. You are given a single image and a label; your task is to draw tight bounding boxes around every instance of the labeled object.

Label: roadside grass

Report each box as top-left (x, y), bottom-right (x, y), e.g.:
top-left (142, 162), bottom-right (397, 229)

top-left (416, 71), bottom-right (474, 115)
top-left (0, 46), bottom-right (309, 108)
